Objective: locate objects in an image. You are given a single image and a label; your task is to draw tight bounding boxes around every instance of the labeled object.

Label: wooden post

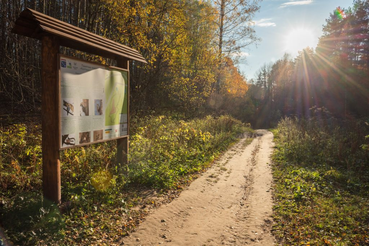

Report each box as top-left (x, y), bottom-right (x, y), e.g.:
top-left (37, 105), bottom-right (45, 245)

top-left (117, 58), bottom-right (129, 166)
top-left (41, 35), bottom-right (61, 204)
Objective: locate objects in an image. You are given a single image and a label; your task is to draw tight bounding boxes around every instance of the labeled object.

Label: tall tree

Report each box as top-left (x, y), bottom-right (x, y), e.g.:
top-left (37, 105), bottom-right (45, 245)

top-left (316, 1), bottom-right (369, 117)
top-left (255, 63), bottom-right (272, 102)
top-left (269, 53), bottom-right (294, 115)
top-left (214, 0), bottom-right (261, 90)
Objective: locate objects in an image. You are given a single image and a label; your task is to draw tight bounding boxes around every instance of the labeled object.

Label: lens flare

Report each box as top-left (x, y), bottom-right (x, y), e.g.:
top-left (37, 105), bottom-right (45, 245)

top-left (334, 7), bottom-right (346, 20)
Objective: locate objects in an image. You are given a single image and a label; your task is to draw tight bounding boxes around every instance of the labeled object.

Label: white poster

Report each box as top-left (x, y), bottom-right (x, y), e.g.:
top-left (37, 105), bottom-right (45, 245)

top-left (59, 56), bottom-right (128, 149)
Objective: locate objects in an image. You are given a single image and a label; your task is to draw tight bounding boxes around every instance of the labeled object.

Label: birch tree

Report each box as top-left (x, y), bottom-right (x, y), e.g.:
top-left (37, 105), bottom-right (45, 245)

top-left (215, 0), bottom-right (261, 90)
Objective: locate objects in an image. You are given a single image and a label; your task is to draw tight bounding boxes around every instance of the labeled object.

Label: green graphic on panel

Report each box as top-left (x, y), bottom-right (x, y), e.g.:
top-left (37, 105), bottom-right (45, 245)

top-left (105, 70), bottom-right (127, 126)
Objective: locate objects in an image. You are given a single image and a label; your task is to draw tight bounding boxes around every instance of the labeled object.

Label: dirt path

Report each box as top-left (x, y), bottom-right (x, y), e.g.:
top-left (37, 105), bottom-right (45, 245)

top-left (122, 130), bottom-right (275, 245)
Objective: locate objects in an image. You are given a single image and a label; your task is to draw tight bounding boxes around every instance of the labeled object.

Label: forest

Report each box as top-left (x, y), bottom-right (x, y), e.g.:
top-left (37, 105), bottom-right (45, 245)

top-left (0, 0), bottom-right (369, 245)
top-left (1, 0), bottom-right (258, 120)
top-left (1, 1), bottom-right (368, 125)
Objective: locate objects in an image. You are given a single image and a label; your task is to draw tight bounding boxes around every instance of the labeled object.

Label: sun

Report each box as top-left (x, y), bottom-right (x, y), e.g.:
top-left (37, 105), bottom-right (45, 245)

top-left (284, 28), bottom-right (317, 56)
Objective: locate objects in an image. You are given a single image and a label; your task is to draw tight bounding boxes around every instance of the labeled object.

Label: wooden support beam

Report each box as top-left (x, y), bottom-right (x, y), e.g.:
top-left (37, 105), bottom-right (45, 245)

top-left (116, 58), bottom-right (129, 166)
top-left (117, 137), bottom-right (129, 166)
top-left (41, 35), bottom-right (61, 204)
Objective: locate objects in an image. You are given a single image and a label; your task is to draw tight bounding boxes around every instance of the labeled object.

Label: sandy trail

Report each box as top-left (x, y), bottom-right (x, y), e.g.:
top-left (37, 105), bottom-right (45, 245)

top-left (122, 130), bottom-right (275, 245)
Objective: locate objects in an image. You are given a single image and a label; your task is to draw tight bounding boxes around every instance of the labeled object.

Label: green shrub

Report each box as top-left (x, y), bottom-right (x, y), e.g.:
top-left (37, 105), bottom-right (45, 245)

top-left (272, 116), bottom-right (369, 245)
top-left (0, 124), bottom-right (42, 195)
top-left (128, 115), bottom-right (249, 188)
top-left (0, 115), bottom-right (252, 245)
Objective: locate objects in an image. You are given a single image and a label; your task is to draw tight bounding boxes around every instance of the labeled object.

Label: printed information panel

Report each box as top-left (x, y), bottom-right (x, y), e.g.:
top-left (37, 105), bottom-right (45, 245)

top-left (59, 56), bottom-right (128, 149)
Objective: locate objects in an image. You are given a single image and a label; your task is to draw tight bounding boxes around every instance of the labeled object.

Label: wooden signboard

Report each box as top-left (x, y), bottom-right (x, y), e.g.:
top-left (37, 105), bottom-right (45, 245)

top-left (12, 8), bottom-right (146, 203)
top-left (59, 56), bottom-right (129, 149)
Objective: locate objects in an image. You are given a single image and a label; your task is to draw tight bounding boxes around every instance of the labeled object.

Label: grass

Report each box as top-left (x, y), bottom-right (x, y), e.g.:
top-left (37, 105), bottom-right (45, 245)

top-left (0, 115), bottom-right (252, 245)
top-left (271, 116), bottom-right (369, 245)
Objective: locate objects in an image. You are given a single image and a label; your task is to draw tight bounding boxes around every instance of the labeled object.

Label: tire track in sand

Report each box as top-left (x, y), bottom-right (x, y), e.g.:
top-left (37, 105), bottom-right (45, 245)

top-left (122, 130), bottom-right (275, 245)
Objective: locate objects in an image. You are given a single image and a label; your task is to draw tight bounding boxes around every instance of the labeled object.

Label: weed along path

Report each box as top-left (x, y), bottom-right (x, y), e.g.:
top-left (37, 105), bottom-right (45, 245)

top-left (122, 130), bottom-right (275, 245)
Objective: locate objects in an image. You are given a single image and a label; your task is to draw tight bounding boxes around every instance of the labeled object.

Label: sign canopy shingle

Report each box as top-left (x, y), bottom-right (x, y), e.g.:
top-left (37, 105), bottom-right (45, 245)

top-left (12, 8), bottom-right (147, 64)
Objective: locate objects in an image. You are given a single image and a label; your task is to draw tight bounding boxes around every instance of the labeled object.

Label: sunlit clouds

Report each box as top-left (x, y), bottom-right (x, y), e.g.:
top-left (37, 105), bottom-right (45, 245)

top-left (253, 18), bottom-right (276, 27)
top-left (280, 0), bottom-right (313, 8)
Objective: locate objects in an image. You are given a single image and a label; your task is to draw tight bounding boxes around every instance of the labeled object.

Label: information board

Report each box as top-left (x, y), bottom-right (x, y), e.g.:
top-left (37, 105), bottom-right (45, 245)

top-left (59, 56), bottom-right (128, 149)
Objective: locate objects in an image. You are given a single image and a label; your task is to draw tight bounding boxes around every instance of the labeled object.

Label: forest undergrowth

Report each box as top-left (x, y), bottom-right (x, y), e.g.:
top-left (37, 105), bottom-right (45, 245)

top-left (272, 115), bottom-right (369, 245)
top-left (0, 115), bottom-right (252, 245)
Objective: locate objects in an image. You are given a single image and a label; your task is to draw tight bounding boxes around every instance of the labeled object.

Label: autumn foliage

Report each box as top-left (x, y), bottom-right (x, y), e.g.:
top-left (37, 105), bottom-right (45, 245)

top-left (0, 0), bottom-right (254, 121)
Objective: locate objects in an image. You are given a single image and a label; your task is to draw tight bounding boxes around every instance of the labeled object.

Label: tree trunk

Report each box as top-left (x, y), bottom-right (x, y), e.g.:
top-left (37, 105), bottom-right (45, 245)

top-left (217, 0), bottom-right (225, 92)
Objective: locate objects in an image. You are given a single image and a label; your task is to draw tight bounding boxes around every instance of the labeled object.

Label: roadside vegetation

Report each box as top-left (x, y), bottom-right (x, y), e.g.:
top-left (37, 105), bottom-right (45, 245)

top-left (1, 1), bottom-right (369, 245)
top-left (272, 114), bottom-right (369, 245)
top-left (0, 115), bottom-right (252, 245)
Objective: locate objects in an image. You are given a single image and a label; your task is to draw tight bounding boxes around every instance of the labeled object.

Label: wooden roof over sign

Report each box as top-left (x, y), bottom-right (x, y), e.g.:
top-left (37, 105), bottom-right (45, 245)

top-left (12, 8), bottom-right (147, 64)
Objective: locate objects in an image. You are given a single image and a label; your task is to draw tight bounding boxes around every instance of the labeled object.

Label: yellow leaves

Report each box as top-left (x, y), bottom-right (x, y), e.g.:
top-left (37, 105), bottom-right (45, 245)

top-left (11, 159), bottom-right (21, 174)
top-left (130, 7), bottom-right (137, 16)
top-left (74, 156), bottom-right (80, 164)
top-left (90, 170), bottom-right (116, 191)
top-left (81, 147), bottom-right (86, 158)
top-left (221, 57), bottom-right (248, 97)
top-left (98, 0), bottom-right (246, 112)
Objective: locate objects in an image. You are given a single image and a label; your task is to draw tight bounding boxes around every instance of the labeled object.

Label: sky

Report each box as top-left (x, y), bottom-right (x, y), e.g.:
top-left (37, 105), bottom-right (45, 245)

top-left (238, 0), bottom-right (354, 81)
